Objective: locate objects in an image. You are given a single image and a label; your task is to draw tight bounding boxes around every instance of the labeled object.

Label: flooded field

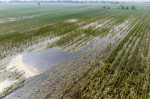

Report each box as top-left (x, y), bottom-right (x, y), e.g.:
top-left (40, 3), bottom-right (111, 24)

top-left (22, 48), bottom-right (71, 73)
top-left (0, 2), bottom-right (150, 99)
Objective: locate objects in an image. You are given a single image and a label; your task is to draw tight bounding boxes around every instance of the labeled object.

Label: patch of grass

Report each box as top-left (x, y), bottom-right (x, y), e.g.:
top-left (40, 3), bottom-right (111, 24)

top-left (64, 11), bottom-right (150, 99)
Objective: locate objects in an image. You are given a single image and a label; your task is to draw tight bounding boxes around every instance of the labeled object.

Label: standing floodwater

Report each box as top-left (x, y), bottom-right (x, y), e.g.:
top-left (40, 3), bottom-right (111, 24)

top-left (22, 48), bottom-right (71, 73)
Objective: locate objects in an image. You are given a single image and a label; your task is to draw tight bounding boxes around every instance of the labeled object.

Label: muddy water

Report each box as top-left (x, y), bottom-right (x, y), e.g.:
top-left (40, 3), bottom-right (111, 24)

top-left (22, 48), bottom-right (71, 73)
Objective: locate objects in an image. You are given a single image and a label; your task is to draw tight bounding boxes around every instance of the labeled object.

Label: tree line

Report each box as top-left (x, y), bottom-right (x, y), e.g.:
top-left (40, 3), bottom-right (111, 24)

top-left (119, 5), bottom-right (136, 10)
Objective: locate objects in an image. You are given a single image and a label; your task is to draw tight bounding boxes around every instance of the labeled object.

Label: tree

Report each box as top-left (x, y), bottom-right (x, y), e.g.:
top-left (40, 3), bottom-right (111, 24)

top-left (38, 2), bottom-right (40, 6)
top-left (120, 5), bottom-right (125, 10)
top-left (121, 6), bottom-right (125, 10)
top-left (126, 6), bottom-right (129, 10)
top-left (103, 6), bottom-right (107, 9)
top-left (131, 6), bottom-right (136, 10)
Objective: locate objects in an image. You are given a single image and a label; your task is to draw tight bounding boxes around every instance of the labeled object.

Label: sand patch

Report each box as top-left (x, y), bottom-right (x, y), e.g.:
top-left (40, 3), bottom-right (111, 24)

top-left (95, 20), bottom-right (111, 29)
top-left (82, 21), bottom-right (98, 29)
top-left (7, 55), bottom-right (39, 78)
top-left (0, 80), bottom-right (17, 93)
top-left (66, 19), bottom-right (78, 23)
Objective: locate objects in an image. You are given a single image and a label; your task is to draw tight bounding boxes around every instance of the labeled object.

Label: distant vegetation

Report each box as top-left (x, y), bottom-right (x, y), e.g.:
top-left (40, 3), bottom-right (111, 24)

top-left (0, 0), bottom-right (120, 4)
top-left (103, 6), bottom-right (110, 10)
top-left (119, 5), bottom-right (136, 10)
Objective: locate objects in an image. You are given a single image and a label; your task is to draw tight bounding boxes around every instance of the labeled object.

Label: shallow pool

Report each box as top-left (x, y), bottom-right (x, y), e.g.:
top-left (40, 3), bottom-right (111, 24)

top-left (22, 48), bottom-right (71, 73)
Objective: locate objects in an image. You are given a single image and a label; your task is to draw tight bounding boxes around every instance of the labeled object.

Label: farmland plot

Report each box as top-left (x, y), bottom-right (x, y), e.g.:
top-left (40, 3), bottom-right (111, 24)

top-left (66, 11), bottom-right (150, 99)
top-left (0, 3), bottom-right (149, 99)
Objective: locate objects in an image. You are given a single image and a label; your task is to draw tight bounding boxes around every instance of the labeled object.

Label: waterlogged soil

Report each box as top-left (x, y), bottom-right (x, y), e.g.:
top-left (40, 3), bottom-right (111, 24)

top-left (103, 18), bottom-right (141, 58)
top-left (4, 26), bottom-right (134, 99)
top-left (4, 47), bottom-right (98, 99)
top-left (2, 17), bottom-right (138, 98)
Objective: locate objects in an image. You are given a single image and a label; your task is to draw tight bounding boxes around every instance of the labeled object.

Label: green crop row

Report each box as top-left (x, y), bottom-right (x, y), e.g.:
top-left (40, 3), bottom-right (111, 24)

top-left (107, 20), bottom-right (147, 98)
top-left (105, 17), bottom-right (144, 63)
top-left (67, 12), bottom-right (150, 99)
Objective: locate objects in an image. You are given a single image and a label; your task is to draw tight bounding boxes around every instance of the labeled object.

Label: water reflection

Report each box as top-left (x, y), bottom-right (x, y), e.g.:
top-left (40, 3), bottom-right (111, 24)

top-left (22, 48), bottom-right (71, 73)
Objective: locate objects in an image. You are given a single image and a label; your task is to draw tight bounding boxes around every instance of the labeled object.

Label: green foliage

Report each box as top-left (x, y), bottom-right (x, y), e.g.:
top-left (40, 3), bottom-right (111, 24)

top-left (55, 32), bottom-right (79, 46)
top-left (105, 18), bottom-right (144, 63)
top-left (68, 12), bottom-right (150, 99)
